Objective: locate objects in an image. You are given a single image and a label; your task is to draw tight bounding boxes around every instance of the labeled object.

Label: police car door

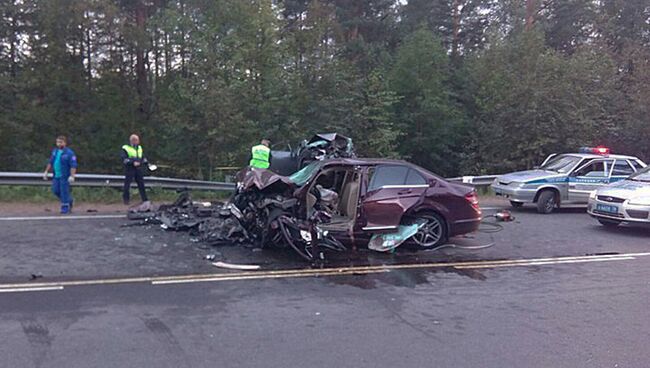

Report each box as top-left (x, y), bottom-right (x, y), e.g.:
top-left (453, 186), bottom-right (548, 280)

top-left (568, 158), bottom-right (614, 202)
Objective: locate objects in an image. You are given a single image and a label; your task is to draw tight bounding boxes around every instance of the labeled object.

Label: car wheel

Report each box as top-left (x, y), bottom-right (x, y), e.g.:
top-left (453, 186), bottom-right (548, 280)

top-left (510, 201), bottom-right (524, 208)
top-left (410, 213), bottom-right (447, 249)
top-left (536, 190), bottom-right (557, 214)
top-left (597, 218), bottom-right (620, 227)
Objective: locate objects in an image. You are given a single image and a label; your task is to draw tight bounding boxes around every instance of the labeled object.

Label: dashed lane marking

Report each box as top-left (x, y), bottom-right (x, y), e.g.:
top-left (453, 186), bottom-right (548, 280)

top-left (0, 215), bottom-right (126, 221)
top-left (0, 286), bottom-right (64, 293)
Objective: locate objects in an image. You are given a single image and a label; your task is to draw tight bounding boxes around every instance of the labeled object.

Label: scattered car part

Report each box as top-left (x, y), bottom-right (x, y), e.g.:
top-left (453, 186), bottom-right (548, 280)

top-left (494, 210), bottom-right (515, 222)
top-left (212, 261), bottom-right (261, 271)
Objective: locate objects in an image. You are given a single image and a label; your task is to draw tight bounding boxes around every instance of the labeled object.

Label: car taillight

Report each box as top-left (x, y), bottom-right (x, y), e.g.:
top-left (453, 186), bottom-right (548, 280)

top-left (465, 192), bottom-right (481, 213)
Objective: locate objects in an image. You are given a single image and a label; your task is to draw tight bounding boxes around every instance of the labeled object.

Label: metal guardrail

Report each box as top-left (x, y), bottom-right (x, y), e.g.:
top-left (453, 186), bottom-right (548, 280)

top-left (0, 171), bottom-right (498, 191)
top-left (0, 172), bottom-right (236, 192)
top-left (446, 175), bottom-right (497, 186)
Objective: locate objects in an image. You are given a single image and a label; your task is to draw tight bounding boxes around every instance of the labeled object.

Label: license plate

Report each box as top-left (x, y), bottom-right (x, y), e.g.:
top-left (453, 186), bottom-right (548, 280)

top-left (597, 204), bottom-right (619, 214)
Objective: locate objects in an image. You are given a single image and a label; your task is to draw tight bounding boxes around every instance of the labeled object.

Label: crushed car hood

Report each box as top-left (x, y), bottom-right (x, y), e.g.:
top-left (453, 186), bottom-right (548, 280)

top-left (237, 167), bottom-right (296, 192)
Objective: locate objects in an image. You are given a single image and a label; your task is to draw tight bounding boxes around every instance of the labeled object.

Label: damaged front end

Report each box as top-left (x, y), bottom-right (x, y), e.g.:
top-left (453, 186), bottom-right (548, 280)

top-left (133, 167), bottom-right (345, 262)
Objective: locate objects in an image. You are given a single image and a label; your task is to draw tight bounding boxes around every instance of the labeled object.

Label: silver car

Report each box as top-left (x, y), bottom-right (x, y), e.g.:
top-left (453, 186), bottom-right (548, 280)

top-left (587, 166), bottom-right (650, 226)
top-left (491, 148), bottom-right (646, 214)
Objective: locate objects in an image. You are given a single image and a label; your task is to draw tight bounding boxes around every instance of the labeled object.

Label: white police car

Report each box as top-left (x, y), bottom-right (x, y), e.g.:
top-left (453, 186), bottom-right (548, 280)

top-left (588, 166), bottom-right (650, 226)
top-left (491, 147), bottom-right (647, 214)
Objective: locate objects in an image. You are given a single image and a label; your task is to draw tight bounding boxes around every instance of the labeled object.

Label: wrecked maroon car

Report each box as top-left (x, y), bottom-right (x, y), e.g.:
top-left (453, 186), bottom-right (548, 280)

top-left (230, 158), bottom-right (482, 260)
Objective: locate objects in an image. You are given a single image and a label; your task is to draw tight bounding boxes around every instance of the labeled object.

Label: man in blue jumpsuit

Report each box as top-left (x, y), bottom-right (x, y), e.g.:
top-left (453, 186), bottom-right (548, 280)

top-left (42, 135), bottom-right (78, 214)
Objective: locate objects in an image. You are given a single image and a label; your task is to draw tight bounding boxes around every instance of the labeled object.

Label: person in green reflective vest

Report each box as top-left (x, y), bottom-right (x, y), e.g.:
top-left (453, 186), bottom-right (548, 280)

top-left (121, 134), bottom-right (149, 205)
top-left (249, 139), bottom-right (272, 169)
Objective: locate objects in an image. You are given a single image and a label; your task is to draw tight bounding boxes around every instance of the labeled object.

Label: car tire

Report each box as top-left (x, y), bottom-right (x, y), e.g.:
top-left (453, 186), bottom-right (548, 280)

top-left (597, 218), bottom-right (620, 227)
top-left (510, 201), bottom-right (524, 208)
top-left (536, 190), bottom-right (557, 214)
top-left (409, 212), bottom-right (447, 249)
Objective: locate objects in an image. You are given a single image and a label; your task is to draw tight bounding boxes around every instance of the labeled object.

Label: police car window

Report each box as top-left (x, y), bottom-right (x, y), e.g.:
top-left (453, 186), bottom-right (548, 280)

top-left (405, 169), bottom-right (426, 185)
top-left (630, 160), bottom-right (644, 171)
top-left (612, 160), bottom-right (634, 176)
top-left (368, 165), bottom-right (409, 191)
top-left (574, 160), bottom-right (609, 177)
top-left (629, 167), bottom-right (650, 182)
top-left (541, 155), bottom-right (581, 173)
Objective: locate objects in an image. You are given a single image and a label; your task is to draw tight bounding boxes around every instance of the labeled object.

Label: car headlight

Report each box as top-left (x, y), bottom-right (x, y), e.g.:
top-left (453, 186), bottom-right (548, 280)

top-left (628, 197), bottom-right (650, 206)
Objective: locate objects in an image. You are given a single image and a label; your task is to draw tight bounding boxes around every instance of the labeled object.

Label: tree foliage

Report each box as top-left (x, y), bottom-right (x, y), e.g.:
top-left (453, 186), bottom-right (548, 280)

top-left (0, 0), bottom-right (648, 178)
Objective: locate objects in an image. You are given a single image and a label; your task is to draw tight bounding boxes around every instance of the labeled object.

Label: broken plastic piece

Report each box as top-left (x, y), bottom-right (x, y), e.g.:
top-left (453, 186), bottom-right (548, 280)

top-left (368, 222), bottom-right (424, 252)
top-left (211, 261), bottom-right (260, 271)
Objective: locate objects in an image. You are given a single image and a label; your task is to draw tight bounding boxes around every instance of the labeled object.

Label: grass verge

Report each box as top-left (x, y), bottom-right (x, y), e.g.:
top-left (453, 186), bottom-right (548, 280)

top-left (0, 186), bottom-right (230, 204)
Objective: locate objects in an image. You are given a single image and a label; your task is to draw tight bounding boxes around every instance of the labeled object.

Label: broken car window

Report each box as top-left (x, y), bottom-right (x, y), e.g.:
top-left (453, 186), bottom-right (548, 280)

top-left (289, 161), bottom-right (322, 186)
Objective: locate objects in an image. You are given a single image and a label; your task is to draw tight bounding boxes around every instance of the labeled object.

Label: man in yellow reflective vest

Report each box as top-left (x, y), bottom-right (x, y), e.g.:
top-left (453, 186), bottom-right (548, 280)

top-left (249, 139), bottom-right (271, 169)
top-left (121, 134), bottom-right (149, 205)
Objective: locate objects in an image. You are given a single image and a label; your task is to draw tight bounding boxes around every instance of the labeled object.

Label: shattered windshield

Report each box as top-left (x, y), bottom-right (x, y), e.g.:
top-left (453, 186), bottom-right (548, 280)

top-left (540, 155), bottom-right (581, 173)
top-left (289, 161), bottom-right (321, 186)
top-left (628, 166), bottom-right (650, 182)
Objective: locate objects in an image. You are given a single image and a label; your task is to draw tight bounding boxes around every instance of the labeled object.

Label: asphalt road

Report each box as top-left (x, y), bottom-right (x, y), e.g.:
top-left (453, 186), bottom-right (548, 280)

top-left (1, 201), bottom-right (650, 367)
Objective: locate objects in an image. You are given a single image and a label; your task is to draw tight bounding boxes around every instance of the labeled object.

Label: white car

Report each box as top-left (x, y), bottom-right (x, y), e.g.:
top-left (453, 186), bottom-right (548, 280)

top-left (588, 166), bottom-right (650, 226)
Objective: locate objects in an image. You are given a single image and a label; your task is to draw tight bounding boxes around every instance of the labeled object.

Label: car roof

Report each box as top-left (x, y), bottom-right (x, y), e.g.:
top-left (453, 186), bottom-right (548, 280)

top-left (320, 158), bottom-right (418, 166)
top-left (559, 153), bottom-right (641, 160)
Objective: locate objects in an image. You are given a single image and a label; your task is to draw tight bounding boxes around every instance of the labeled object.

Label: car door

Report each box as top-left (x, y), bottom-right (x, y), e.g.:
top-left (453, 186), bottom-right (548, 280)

top-left (568, 159), bottom-right (614, 202)
top-left (360, 165), bottom-right (429, 231)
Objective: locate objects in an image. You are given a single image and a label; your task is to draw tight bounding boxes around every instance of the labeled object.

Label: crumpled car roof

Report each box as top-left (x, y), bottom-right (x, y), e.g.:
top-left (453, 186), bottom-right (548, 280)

top-left (307, 132), bottom-right (350, 144)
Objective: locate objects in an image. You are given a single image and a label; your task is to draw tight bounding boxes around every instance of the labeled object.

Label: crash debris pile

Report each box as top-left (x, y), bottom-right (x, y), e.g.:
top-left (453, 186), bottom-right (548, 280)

top-left (129, 168), bottom-right (346, 261)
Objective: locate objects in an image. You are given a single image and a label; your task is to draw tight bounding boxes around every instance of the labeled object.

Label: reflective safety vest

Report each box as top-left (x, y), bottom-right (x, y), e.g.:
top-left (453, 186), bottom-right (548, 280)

top-left (249, 144), bottom-right (270, 169)
top-left (122, 144), bottom-right (143, 159)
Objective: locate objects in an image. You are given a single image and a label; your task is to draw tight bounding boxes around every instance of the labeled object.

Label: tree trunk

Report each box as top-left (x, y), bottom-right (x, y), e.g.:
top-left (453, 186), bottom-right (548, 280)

top-left (135, 0), bottom-right (147, 99)
top-left (525, 0), bottom-right (537, 31)
top-left (451, 0), bottom-right (461, 59)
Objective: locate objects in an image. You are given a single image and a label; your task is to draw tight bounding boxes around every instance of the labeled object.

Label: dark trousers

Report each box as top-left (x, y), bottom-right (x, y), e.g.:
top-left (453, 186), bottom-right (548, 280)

top-left (123, 167), bottom-right (148, 203)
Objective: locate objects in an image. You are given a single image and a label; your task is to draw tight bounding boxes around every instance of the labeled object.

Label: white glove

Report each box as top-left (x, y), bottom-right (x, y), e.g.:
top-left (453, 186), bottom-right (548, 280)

top-left (68, 176), bottom-right (75, 183)
top-left (43, 172), bottom-right (49, 181)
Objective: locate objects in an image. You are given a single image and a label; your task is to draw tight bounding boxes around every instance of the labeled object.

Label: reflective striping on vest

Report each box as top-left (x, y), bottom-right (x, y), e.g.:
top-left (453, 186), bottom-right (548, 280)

top-left (122, 145), bottom-right (143, 159)
top-left (249, 145), bottom-right (270, 169)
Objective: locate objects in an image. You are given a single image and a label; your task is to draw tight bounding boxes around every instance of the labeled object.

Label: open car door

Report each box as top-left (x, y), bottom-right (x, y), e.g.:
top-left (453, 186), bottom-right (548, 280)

top-left (360, 165), bottom-right (429, 231)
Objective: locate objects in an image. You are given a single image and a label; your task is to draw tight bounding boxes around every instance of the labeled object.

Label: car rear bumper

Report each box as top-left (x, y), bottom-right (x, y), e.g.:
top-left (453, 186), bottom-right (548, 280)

top-left (491, 183), bottom-right (537, 203)
top-left (587, 198), bottom-right (650, 224)
top-left (450, 217), bottom-right (481, 236)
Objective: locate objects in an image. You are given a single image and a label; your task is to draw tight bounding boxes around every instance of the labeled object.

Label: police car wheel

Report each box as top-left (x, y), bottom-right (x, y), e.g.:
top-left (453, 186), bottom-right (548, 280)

top-left (597, 218), bottom-right (620, 227)
top-left (510, 201), bottom-right (524, 208)
top-left (536, 190), bottom-right (557, 214)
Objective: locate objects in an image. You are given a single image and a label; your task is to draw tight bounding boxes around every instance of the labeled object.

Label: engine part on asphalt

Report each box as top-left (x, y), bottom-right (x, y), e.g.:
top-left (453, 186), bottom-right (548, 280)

top-left (129, 200), bottom-right (153, 213)
top-left (494, 210), bottom-right (515, 222)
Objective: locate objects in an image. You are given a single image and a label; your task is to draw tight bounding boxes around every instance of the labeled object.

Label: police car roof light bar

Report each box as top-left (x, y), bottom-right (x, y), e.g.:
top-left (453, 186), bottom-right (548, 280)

top-left (579, 146), bottom-right (610, 155)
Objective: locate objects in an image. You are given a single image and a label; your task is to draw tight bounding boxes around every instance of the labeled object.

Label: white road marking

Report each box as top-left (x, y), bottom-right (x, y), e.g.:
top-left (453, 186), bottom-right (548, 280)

top-left (0, 214), bottom-right (126, 221)
top-left (1, 252), bottom-right (646, 290)
top-left (0, 286), bottom-right (64, 293)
